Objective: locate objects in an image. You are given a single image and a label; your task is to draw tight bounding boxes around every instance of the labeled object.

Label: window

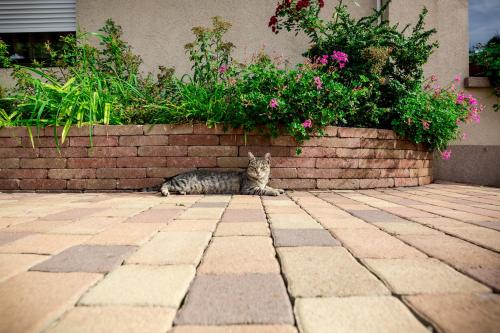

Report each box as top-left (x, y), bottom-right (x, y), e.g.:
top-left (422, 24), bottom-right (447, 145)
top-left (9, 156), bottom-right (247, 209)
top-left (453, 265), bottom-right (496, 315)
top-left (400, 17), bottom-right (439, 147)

top-left (0, 0), bottom-right (76, 66)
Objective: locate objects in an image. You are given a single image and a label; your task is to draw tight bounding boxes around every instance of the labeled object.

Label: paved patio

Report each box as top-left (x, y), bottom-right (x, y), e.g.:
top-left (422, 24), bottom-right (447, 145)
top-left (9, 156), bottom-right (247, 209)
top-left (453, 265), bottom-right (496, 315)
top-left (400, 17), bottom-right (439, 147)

top-left (0, 183), bottom-right (499, 333)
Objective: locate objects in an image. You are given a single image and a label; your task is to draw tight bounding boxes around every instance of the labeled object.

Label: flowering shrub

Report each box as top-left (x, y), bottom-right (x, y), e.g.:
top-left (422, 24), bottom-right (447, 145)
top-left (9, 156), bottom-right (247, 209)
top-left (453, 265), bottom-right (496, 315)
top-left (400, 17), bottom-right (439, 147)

top-left (391, 76), bottom-right (484, 155)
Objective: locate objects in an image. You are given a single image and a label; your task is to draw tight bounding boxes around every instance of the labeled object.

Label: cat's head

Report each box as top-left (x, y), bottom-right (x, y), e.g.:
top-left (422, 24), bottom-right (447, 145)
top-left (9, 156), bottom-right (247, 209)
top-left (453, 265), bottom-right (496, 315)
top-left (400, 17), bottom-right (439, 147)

top-left (246, 152), bottom-right (271, 181)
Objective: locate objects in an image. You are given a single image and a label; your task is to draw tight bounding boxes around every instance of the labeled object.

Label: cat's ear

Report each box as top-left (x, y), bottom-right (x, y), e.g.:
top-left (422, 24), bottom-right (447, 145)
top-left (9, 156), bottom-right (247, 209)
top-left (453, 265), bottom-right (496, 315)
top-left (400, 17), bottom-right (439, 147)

top-left (248, 152), bottom-right (255, 160)
top-left (264, 153), bottom-right (271, 163)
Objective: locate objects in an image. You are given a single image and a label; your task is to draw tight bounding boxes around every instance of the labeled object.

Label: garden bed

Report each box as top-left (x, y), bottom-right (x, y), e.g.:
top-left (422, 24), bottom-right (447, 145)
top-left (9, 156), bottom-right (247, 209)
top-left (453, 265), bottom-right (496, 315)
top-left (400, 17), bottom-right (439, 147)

top-left (0, 125), bottom-right (432, 191)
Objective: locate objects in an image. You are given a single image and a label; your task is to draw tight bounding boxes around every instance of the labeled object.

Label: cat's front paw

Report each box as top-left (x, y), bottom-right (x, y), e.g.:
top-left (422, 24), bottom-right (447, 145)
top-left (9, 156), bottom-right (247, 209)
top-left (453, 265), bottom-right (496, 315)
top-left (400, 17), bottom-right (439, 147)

top-left (277, 188), bottom-right (285, 194)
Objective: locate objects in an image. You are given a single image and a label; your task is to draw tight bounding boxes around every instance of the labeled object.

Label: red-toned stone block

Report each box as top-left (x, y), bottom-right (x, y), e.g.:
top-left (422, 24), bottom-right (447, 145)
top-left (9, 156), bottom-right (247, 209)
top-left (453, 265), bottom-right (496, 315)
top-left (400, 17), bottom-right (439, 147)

top-left (269, 178), bottom-right (316, 189)
top-left (377, 129), bottom-right (398, 140)
top-left (116, 157), bottom-right (165, 168)
top-left (359, 178), bottom-right (395, 189)
top-left (189, 146), bottom-right (238, 157)
top-left (0, 158), bottom-right (19, 168)
top-left (374, 149), bottom-right (405, 159)
top-left (316, 158), bottom-right (358, 169)
top-left (341, 169), bottom-right (381, 179)
top-left (67, 179), bottom-right (116, 190)
top-left (0, 127), bottom-right (31, 137)
top-left (19, 179), bottom-right (66, 190)
top-left (43, 125), bottom-right (93, 137)
top-left (48, 169), bottom-right (96, 179)
top-left (380, 169), bottom-right (411, 178)
top-left (0, 148), bottom-right (38, 158)
top-left (302, 137), bottom-right (360, 148)
top-left (67, 158), bottom-right (116, 169)
top-left (291, 147), bottom-right (336, 158)
top-left (217, 157), bottom-right (249, 168)
top-left (169, 135), bottom-right (219, 146)
top-left (358, 159), bottom-right (399, 169)
top-left (270, 168), bottom-right (297, 178)
top-left (21, 136), bottom-right (69, 148)
top-left (20, 158), bottom-right (66, 169)
top-left (297, 168), bottom-right (343, 179)
top-left (320, 126), bottom-right (339, 137)
top-left (220, 135), bottom-right (270, 146)
top-left (93, 125), bottom-right (144, 136)
top-left (193, 124), bottom-right (244, 135)
top-left (316, 179), bottom-right (360, 189)
top-left (338, 127), bottom-right (378, 138)
top-left (87, 147), bottom-right (137, 158)
top-left (395, 140), bottom-right (418, 150)
top-left (117, 178), bottom-right (164, 190)
top-left (270, 136), bottom-right (297, 146)
top-left (96, 168), bottom-right (146, 179)
top-left (70, 136), bottom-right (118, 147)
top-left (168, 157), bottom-right (217, 168)
top-left (0, 169), bottom-right (48, 179)
top-left (239, 146), bottom-right (288, 157)
top-left (138, 146), bottom-right (187, 157)
top-left (394, 178), bottom-right (419, 187)
top-left (417, 168), bottom-right (431, 177)
top-left (146, 167), bottom-right (195, 178)
top-left (39, 147), bottom-right (88, 158)
top-left (335, 148), bottom-right (374, 158)
top-left (0, 179), bottom-right (20, 190)
top-left (0, 137), bottom-right (22, 147)
top-left (271, 157), bottom-right (316, 168)
top-left (119, 135), bottom-right (169, 146)
top-left (144, 124), bottom-right (193, 135)
top-left (360, 139), bottom-right (396, 149)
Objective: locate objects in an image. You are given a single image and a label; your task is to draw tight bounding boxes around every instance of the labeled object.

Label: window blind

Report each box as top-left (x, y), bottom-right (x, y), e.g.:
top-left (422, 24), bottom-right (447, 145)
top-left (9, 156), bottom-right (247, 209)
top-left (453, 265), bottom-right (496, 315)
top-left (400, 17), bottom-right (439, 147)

top-left (0, 0), bottom-right (76, 33)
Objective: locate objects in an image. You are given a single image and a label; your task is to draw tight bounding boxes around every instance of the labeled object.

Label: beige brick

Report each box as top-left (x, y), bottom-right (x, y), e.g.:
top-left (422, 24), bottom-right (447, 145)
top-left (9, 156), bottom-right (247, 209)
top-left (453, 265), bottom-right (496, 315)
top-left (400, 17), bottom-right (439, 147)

top-left (177, 208), bottom-right (225, 220)
top-left (46, 306), bottom-right (176, 333)
top-left (0, 234), bottom-right (89, 255)
top-left (171, 326), bottom-right (298, 333)
top-left (86, 223), bottom-right (162, 246)
top-left (268, 214), bottom-right (323, 229)
top-left (277, 247), bottom-right (389, 297)
top-left (50, 217), bottom-right (125, 235)
top-left (430, 226), bottom-right (500, 252)
top-left (126, 231), bottom-right (211, 265)
top-left (215, 223), bottom-right (270, 236)
top-left (0, 271), bottom-right (101, 333)
top-left (80, 265), bottom-right (195, 307)
top-left (404, 293), bottom-right (500, 333)
top-left (372, 222), bottom-right (443, 236)
top-left (199, 236), bottom-right (279, 274)
top-left (0, 253), bottom-right (47, 282)
top-left (364, 258), bottom-right (490, 294)
top-left (316, 217), bottom-right (377, 230)
top-left (5, 219), bottom-right (74, 233)
top-left (163, 220), bottom-right (218, 232)
top-left (331, 229), bottom-right (427, 259)
top-left (295, 296), bottom-right (427, 333)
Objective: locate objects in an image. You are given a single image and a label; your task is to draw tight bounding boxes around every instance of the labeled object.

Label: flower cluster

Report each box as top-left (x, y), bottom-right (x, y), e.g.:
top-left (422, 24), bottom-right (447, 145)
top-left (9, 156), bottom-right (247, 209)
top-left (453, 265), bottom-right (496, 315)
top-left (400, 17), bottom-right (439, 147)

top-left (302, 119), bottom-right (312, 128)
top-left (314, 76), bottom-right (322, 90)
top-left (269, 0), bottom-right (323, 33)
top-left (315, 51), bottom-right (349, 69)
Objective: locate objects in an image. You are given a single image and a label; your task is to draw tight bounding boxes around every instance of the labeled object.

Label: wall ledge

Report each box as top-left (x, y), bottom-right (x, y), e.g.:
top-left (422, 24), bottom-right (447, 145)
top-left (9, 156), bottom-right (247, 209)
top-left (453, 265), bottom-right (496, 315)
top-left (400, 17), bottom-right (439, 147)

top-left (465, 76), bottom-right (491, 88)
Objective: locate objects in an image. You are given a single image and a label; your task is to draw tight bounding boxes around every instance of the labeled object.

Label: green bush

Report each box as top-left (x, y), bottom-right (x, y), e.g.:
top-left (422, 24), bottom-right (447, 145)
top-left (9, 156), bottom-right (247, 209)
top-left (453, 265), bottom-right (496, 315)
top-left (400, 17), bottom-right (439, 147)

top-left (470, 35), bottom-right (500, 111)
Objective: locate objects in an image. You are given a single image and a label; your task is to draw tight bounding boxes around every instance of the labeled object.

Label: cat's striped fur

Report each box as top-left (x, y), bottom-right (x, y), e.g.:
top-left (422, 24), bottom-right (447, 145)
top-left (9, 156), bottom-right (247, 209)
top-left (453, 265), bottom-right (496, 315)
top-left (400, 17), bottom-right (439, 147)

top-left (160, 152), bottom-right (284, 196)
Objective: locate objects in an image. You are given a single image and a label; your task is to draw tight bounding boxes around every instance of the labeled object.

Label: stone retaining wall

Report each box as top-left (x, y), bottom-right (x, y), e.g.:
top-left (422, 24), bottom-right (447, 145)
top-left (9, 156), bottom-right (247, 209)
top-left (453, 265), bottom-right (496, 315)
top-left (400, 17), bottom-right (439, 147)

top-left (0, 125), bottom-right (432, 191)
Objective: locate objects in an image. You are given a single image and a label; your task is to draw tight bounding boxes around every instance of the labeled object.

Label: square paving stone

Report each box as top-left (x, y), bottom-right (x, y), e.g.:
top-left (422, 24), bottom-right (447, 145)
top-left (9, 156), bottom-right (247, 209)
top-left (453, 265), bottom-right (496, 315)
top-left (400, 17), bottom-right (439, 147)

top-left (175, 274), bottom-right (294, 325)
top-left (404, 293), bottom-right (500, 333)
top-left (0, 253), bottom-right (47, 283)
top-left (0, 231), bottom-right (32, 246)
top-left (85, 223), bottom-right (162, 246)
top-left (372, 222), bottom-right (442, 236)
top-left (221, 209), bottom-right (267, 223)
top-left (192, 202), bottom-right (228, 208)
top-left (0, 234), bottom-right (90, 255)
top-left (46, 306), bottom-right (176, 333)
top-left (126, 208), bottom-right (184, 223)
top-left (215, 223), bottom-right (270, 236)
top-left (363, 258), bottom-right (491, 295)
top-left (178, 208), bottom-right (226, 220)
top-left (80, 264), bottom-right (195, 307)
top-left (30, 245), bottom-right (137, 273)
top-left (198, 236), bottom-right (279, 274)
top-left (126, 231), bottom-right (211, 265)
top-left (163, 220), bottom-right (219, 232)
top-left (465, 268), bottom-right (500, 291)
top-left (0, 271), bottom-right (101, 333)
top-left (277, 247), bottom-right (389, 297)
top-left (348, 210), bottom-right (409, 223)
top-left (268, 215), bottom-right (323, 229)
top-left (171, 325), bottom-right (298, 333)
top-left (40, 208), bottom-right (106, 221)
top-left (295, 296), bottom-right (428, 333)
top-left (272, 229), bottom-right (340, 247)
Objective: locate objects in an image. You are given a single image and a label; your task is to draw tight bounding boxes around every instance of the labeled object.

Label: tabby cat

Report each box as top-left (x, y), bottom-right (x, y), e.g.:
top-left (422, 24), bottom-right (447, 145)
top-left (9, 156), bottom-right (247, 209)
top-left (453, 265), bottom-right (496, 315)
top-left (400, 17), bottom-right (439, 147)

top-left (160, 152), bottom-right (284, 196)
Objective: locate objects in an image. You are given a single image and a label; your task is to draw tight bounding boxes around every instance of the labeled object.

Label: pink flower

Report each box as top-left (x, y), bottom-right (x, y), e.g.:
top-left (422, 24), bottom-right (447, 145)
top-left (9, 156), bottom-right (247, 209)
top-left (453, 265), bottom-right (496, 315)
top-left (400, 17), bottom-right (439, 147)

top-left (456, 92), bottom-right (466, 104)
top-left (467, 95), bottom-right (478, 105)
top-left (456, 118), bottom-right (462, 125)
top-left (441, 149), bottom-right (452, 160)
top-left (421, 120), bottom-right (430, 130)
top-left (430, 74), bottom-right (438, 82)
top-left (454, 74), bottom-right (461, 83)
top-left (331, 50), bottom-right (348, 68)
top-left (314, 76), bottom-right (322, 90)
top-left (468, 109), bottom-right (481, 123)
top-left (218, 64), bottom-right (228, 74)
top-left (295, 73), bottom-right (303, 82)
top-left (317, 55), bottom-right (328, 65)
top-left (434, 86), bottom-right (441, 95)
top-left (302, 119), bottom-right (312, 128)
top-left (269, 98), bottom-right (278, 108)
top-left (461, 132), bottom-right (468, 140)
